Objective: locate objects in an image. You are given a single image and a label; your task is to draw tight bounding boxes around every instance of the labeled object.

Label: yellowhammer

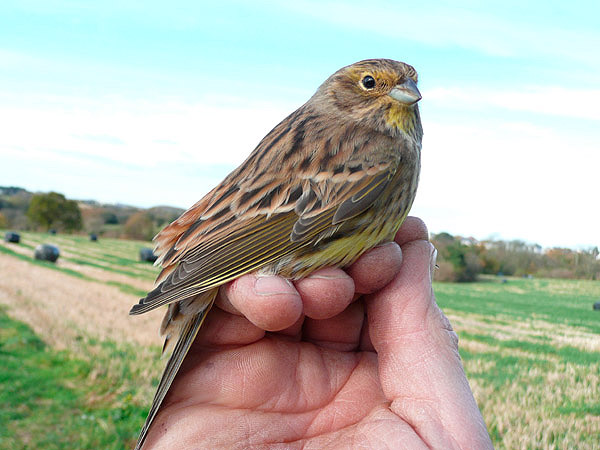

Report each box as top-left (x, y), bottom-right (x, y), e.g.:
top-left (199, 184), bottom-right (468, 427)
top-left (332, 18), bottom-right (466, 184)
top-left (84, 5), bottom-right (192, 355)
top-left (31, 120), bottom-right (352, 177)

top-left (131, 58), bottom-right (423, 449)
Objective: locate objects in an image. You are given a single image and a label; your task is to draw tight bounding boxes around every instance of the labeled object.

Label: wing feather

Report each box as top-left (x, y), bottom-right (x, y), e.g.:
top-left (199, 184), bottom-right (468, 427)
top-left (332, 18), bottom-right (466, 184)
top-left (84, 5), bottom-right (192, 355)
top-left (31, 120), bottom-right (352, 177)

top-left (332, 169), bottom-right (394, 224)
top-left (130, 207), bottom-right (343, 314)
top-left (132, 113), bottom-right (402, 316)
top-left (133, 291), bottom-right (216, 450)
top-left (130, 163), bottom-right (397, 315)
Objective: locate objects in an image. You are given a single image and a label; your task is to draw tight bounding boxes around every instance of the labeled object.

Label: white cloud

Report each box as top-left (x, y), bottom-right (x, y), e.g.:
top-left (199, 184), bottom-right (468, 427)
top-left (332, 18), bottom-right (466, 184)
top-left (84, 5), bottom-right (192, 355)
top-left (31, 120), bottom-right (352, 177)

top-left (426, 86), bottom-right (600, 122)
top-left (413, 118), bottom-right (600, 248)
top-left (0, 94), bottom-right (295, 168)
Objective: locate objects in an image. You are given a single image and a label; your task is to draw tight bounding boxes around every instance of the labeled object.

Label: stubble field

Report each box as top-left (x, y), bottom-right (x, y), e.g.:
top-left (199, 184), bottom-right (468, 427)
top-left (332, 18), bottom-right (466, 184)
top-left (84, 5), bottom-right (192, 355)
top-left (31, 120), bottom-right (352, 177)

top-left (0, 231), bottom-right (599, 449)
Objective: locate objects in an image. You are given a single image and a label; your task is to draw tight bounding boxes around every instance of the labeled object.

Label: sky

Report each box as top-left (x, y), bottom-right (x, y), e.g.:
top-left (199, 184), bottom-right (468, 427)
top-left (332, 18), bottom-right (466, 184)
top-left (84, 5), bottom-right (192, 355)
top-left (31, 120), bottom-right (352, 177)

top-left (1, 0), bottom-right (599, 249)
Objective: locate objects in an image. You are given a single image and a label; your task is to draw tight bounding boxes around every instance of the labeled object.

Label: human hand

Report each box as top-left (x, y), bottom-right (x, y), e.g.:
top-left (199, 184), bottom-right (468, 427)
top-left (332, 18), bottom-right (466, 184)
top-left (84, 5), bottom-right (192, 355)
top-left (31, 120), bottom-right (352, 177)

top-left (142, 217), bottom-right (493, 449)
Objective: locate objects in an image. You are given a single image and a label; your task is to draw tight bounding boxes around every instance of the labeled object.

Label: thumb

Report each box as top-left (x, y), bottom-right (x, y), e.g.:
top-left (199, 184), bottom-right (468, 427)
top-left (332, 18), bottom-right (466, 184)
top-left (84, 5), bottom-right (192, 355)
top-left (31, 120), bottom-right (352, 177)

top-left (366, 239), bottom-right (492, 449)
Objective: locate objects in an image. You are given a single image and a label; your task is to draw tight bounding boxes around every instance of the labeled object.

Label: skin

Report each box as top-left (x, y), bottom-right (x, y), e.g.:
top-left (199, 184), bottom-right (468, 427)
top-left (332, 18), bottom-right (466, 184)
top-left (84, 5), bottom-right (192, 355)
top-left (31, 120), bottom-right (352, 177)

top-left (142, 217), bottom-right (493, 449)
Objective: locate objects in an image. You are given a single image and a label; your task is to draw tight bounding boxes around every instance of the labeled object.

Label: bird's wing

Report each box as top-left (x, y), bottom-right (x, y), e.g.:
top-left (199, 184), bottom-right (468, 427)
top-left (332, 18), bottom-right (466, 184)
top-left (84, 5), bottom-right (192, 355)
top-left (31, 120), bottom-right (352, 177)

top-left (129, 160), bottom-right (397, 315)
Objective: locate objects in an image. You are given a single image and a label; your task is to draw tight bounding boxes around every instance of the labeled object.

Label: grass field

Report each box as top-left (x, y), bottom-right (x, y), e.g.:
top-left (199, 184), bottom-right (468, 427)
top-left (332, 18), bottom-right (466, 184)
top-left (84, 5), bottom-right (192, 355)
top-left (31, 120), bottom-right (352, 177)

top-left (1, 231), bottom-right (599, 449)
top-left (435, 278), bottom-right (600, 449)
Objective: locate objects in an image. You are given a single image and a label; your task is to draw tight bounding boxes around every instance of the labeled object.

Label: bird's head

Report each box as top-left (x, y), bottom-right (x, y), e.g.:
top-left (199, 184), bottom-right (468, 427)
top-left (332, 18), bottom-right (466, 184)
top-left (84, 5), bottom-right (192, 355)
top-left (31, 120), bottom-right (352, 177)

top-left (315, 59), bottom-right (423, 143)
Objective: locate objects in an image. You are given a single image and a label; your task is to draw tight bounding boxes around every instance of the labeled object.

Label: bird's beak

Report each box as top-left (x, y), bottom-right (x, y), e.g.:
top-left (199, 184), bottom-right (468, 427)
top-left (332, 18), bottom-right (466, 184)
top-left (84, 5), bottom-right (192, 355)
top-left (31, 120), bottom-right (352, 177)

top-left (389, 78), bottom-right (422, 105)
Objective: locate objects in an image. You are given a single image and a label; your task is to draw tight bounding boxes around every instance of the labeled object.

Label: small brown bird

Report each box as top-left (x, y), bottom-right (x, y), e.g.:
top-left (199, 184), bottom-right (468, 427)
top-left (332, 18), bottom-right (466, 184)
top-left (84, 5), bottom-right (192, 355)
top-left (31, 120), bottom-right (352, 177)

top-left (130, 58), bottom-right (423, 449)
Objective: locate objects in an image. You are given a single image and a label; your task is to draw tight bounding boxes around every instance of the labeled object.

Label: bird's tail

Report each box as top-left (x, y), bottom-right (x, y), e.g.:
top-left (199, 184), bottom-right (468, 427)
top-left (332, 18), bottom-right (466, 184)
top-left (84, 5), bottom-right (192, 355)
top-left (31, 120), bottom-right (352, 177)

top-left (134, 290), bottom-right (217, 450)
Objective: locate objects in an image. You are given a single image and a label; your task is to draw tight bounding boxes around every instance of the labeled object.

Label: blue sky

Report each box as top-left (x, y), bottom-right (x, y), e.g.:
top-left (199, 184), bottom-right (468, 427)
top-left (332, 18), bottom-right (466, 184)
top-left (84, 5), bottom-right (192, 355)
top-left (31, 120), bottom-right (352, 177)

top-left (1, 0), bottom-right (599, 248)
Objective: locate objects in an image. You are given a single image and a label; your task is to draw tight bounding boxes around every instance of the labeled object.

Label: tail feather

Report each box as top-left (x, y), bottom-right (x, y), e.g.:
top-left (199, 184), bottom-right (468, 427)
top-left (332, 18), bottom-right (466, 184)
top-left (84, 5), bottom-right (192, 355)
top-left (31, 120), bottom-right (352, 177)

top-left (134, 291), bottom-right (217, 450)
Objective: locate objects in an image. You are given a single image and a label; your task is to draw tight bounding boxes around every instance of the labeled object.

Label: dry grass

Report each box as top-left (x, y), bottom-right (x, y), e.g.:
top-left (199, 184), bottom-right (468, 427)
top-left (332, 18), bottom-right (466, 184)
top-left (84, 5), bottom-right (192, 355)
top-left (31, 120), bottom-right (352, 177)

top-left (0, 253), bottom-right (162, 349)
top-left (458, 315), bottom-right (600, 449)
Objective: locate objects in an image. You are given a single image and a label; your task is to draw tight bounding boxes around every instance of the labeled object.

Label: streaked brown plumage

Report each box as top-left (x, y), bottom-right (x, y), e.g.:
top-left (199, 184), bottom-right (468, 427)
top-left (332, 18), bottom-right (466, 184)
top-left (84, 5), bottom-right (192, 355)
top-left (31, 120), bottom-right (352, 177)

top-left (131, 58), bottom-right (423, 449)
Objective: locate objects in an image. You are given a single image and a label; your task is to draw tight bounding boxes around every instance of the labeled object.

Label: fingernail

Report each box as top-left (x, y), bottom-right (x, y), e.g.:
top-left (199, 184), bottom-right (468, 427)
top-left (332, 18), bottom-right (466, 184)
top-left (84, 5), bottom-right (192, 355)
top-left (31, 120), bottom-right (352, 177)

top-left (374, 242), bottom-right (399, 250)
top-left (254, 275), bottom-right (297, 296)
top-left (306, 268), bottom-right (348, 280)
top-left (429, 243), bottom-right (438, 280)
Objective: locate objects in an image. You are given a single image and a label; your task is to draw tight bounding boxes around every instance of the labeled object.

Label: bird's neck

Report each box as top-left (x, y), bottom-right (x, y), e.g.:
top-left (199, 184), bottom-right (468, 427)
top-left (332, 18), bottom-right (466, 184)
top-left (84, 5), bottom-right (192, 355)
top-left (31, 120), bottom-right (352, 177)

top-left (384, 104), bottom-right (422, 143)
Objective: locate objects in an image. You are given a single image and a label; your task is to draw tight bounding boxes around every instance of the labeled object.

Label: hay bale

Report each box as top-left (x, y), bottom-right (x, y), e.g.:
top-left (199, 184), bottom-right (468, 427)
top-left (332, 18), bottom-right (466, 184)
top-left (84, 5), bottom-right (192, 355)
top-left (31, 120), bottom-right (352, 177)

top-left (594, 302), bottom-right (600, 311)
top-left (89, 233), bottom-right (98, 242)
top-left (139, 247), bottom-right (157, 263)
top-left (4, 231), bottom-right (20, 243)
top-left (34, 244), bottom-right (60, 263)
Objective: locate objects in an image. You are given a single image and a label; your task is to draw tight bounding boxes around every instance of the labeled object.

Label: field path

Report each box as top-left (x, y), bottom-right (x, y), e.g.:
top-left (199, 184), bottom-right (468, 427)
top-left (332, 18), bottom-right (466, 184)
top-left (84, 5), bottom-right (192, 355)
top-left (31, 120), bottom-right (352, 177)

top-left (0, 253), bottom-right (164, 349)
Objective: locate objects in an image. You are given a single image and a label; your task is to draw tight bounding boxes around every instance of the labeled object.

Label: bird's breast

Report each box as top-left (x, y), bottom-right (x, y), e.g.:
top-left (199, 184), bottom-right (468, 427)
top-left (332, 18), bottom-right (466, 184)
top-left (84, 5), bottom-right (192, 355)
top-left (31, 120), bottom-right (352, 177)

top-left (266, 142), bottom-right (421, 280)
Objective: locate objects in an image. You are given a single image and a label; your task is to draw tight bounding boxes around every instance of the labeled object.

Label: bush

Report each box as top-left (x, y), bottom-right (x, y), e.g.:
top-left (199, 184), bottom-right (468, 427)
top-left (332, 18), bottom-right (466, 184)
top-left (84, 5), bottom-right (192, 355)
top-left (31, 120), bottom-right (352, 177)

top-left (433, 260), bottom-right (458, 282)
top-left (431, 233), bottom-right (483, 282)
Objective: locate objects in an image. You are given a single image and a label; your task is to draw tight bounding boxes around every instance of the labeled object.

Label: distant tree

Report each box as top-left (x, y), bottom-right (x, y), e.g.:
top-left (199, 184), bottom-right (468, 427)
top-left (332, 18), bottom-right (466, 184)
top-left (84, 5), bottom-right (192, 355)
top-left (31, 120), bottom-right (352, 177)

top-left (102, 211), bottom-right (119, 224)
top-left (60, 199), bottom-right (84, 232)
top-left (434, 232), bottom-right (455, 246)
top-left (26, 192), bottom-right (82, 232)
top-left (123, 211), bottom-right (155, 241)
top-left (0, 187), bottom-right (32, 229)
top-left (147, 206), bottom-right (184, 227)
top-left (431, 232), bottom-right (484, 282)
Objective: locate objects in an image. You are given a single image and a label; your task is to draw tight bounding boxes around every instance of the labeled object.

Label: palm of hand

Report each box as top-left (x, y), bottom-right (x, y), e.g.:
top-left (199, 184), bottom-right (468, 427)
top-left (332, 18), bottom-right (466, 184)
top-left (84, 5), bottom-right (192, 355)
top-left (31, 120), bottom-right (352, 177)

top-left (153, 330), bottom-right (433, 448)
top-left (142, 219), bottom-right (493, 450)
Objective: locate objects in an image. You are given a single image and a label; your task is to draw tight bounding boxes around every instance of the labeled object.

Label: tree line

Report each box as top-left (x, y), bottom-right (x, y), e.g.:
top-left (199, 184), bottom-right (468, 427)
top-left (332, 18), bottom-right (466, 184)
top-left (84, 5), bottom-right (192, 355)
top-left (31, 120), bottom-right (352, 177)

top-left (0, 189), bottom-right (182, 242)
top-left (431, 232), bottom-right (600, 281)
top-left (2, 188), bottom-right (598, 281)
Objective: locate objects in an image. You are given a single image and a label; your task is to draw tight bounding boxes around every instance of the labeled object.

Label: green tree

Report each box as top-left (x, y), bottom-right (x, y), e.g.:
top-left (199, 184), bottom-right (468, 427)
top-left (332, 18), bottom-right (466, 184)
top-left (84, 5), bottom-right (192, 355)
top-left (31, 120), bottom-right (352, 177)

top-left (431, 232), bottom-right (483, 282)
top-left (60, 199), bottom-right (84, 232)
top-left (26, 192), bottom-right (83, 232)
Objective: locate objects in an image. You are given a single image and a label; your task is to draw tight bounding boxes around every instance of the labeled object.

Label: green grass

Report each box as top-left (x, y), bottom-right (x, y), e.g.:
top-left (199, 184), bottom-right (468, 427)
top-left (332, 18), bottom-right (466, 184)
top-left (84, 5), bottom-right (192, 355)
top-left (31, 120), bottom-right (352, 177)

top-left (435, 277), bottom-right (600, 449)
top-left (435, 276), bottom-right (600, 333)
top-left (0, 307), bottom-right (158, 450)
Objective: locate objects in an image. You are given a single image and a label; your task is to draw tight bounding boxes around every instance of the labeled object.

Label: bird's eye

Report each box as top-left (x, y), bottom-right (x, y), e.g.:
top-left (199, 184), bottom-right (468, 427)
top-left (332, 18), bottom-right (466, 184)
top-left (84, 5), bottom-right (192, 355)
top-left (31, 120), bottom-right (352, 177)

top-left (361, 75), bottom-right (376, 90)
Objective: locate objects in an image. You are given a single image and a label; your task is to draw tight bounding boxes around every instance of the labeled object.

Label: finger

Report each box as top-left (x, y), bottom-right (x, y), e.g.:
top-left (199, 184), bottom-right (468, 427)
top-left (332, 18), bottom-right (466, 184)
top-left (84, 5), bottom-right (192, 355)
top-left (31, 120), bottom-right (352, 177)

top-left (293, 267), bottom-right (355, 319)
top-left (366, 239), bottom-right (438, 361)
top-left (366, 240), bottom-right (493, 449)
top-left (394, 216), bottom-right (429, 246)
top-left (345, 242), bottom-right (403, 294)
top-left (302, 300), bottom-right (364, 351)
top-left (215, 285), bottom-right (241, 315)
top-left (269, 314), bottom-right (305, 339)
top-left (223, 274), bottom-right (303, 331)
top-left (194, 306), bottom-right (265, 348)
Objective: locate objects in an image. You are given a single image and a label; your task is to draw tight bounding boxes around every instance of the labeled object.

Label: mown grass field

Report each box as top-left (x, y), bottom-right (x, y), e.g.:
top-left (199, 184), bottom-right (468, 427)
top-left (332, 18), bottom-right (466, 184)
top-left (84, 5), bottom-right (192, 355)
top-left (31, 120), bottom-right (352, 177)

top-left (435, 278), bottom-right (600, 449)
top-left (1, 231), bottom-right (599, 449)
